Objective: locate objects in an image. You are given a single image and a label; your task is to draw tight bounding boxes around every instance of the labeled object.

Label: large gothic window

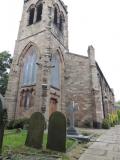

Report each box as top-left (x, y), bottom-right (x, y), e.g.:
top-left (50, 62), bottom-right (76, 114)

top-left (22, 46), bottom-right (37, 86)
top-left (50, 54), bottom-right (61, 89)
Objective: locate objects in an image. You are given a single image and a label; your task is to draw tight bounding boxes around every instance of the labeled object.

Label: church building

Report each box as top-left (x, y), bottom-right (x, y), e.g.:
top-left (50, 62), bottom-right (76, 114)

top-left (5, 0), bottom-right (114, 128)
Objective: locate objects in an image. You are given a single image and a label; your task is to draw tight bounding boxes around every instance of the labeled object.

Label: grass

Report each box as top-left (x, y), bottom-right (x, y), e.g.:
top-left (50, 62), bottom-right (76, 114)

top-left (3, 130), bottom-right (26, 151)
top-left (3, 129), bottom-right (76, 158)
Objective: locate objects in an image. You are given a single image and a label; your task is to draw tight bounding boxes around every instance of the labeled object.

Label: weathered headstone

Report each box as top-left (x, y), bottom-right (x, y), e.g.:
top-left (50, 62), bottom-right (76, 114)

top-left (0, 95), bottom-right (7, 155)
top-left (47, 111), bottom-right (66, 152)
top-left (25, 112), bottom-right (45, 149)
top-left (67, 101), bottom-right (79, 135)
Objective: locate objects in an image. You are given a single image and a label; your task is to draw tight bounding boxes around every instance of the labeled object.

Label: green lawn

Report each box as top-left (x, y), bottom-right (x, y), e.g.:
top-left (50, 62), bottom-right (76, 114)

top-left (3, 130), bottom-right (75, 155)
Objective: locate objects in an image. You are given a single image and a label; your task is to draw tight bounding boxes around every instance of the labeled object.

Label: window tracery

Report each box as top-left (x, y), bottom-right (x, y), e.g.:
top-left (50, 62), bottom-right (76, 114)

top-left (20, 88), bottom-right (35, 110)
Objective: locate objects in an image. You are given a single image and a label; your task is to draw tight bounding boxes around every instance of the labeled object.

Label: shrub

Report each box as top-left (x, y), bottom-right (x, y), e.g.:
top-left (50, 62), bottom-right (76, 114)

top-left (7, 118), bottom-right (29, 129)
top-left (117, 110), bottom-right (120, 123)
top-left (84, 120), bottom-right (92, 128)
top-left (102, 118), bottom-right (110, 129)
top-left (108, 114), bottom-right (114, 127)
top-left (112, 113), bottom-right (118, 125)
top-left (102, 112), bottom-right (119, 129)
top-left (6, 120), bottom-right (14, 129)
top-left (108, 112), bottom-right (118, 127)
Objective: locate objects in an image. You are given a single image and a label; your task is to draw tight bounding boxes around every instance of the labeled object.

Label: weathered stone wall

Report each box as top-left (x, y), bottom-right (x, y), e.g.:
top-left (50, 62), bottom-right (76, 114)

top-left (96, 63), bottom-right (114, 118)
top-left (88, 46), bottom-right (104, 128)
top-left (64, 53), bottom-right (93, 127)
top-left (64, 48), bottom-right (114, 128)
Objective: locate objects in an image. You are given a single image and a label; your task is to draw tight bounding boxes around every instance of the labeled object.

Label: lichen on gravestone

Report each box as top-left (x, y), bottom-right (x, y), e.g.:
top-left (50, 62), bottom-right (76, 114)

top-left (47, 111), bottom-right (66, 152)
top-left (25, 112), bottom-right (45, 149)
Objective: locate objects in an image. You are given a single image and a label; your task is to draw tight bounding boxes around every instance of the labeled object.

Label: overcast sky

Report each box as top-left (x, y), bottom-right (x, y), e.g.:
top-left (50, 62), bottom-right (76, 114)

top-left (0, 0), bottom-right (120, 101)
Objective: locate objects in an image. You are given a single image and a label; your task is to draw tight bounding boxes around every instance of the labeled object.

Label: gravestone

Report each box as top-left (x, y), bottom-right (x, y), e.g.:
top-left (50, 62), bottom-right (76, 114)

top-left (25, 112), bottom-right (45, 149)
top-left (67, 101), bottom-right (79, 135)
top-left (0, 95), bottom-right (7, 154)
top-left (47, 111), bottom-right (66, 152)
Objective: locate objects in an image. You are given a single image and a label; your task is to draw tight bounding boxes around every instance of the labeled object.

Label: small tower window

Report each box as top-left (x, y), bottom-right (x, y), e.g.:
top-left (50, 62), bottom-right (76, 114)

top-left (59, 12), bottom-right (65, 32)
top-left (36, 4), bottom-right (43, 22)
top-left (28, 8), bottom-right (35, 25)
top-left (54, 7), bottom-right (58, 26)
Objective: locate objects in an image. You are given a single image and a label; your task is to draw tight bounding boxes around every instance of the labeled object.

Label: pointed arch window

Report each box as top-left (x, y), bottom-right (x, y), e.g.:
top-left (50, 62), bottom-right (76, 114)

top-left (28, 7), bottom-right (35, 25)
top-left (50, 54), bottom-right (61, 89)
top-left (54, 7), bottom-right (58, 26)
top-left (59, 12), bottom-right (65, 32)
top-left (22, 46), bottom-right (37, 86)
top-left (36, 3), bottom-right (43, 22)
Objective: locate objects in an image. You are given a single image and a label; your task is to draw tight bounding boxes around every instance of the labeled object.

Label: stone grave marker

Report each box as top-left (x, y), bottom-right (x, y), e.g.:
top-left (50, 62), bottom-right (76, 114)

top-left (67, 101), bottom-right (79, 135)
top-left (66, 101), bottom-right (90, 142)
top-left (47, 111), bottom-right (66, 152)
top-left (25, 112), bottom-right (45, 149)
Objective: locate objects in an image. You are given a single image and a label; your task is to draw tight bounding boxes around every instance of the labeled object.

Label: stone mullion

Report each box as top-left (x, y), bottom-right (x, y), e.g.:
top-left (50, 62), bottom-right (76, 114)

top-left (33, 7), bottom-right (37, 23)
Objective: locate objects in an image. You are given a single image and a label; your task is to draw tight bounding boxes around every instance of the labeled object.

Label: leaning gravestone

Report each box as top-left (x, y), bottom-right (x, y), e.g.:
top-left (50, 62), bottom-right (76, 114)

top-left (25, 112), bottom-right (45, 149)
top-left (0, 96), bottom-right (7, 154)
top-left (47, 111), bottom-right (66, 152)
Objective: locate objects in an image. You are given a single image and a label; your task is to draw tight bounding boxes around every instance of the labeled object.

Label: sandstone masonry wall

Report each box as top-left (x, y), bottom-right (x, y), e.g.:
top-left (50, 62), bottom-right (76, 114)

top-left (64, 53), bottom-right (93, 127)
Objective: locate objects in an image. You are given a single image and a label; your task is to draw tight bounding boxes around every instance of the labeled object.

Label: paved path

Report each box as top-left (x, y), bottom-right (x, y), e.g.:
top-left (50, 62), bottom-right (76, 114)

top-left (79, 125), bottom-right (120, 160)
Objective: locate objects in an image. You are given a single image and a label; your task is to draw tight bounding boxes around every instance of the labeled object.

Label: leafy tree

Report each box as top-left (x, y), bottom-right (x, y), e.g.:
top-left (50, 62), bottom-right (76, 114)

top-left (115, 100), bottom-right (120, 106)
top-left (0, 51), bottom-right (12, 96)
top-left (115, 101), bottom-right (120, 106)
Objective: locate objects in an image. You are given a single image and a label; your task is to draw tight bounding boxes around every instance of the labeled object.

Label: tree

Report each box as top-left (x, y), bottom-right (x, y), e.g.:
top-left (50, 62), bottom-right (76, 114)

top-left (115, 101), bottom-right (120, 106)
top-left (0, 51), bottom-right (12, 96)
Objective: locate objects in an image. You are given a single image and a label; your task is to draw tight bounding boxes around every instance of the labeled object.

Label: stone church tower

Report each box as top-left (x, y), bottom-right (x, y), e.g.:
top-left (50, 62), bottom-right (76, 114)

top-left (5, 0), bottom-right (68, 121)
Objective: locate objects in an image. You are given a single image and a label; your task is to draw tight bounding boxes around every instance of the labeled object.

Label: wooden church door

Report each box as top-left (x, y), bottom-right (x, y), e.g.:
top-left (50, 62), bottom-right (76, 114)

top-left (49, 98), bottom-right (57, 116)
